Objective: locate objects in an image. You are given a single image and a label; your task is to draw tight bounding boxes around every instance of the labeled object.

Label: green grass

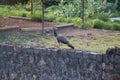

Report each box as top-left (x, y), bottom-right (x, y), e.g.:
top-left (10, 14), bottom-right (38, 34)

top-left (69, 34), bottom-right (120, 53)
top-left (0, 31), bottom-right (120, 53)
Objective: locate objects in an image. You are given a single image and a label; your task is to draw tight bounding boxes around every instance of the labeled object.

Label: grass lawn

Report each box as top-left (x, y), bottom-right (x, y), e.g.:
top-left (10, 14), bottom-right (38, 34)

top-left (0, 30), bottom-right (120, 53)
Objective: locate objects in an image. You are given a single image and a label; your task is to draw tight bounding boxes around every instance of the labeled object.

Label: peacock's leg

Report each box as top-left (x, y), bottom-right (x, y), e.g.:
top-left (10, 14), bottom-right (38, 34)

top-left (60, 42), bottom-right (61, 49)
top-left (58, 42), bottom-right (60, 48)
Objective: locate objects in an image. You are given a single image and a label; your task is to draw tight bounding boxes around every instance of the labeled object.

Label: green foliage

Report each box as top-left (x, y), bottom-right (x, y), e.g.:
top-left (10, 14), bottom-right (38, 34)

top-left (92, 19), bottom-right (112, 30)
top-left (92, 19), bottom-right (120, 31)
top-left (46, 5), bottom-right (60, 11)
top-left (109, 12), bottom-right (120, 17)
top-left (84, 20), bottom-right (94, 29)
top-left (108, 0), bottom-right (120, 11)
top-left (111, 22), bottom-right (120, 31)
top-left (43, 0), bottom-right (60, 7)
top-left (54, 0), bottom-right (81, 18)
top-left (54, 17), bottom-right (72, 23)
top-left (54, 17), bottom-right (82, 27)
top-left (30, 11), bottom-right (42, 21)
top-left (22, 13), bottom-right (27, 17)
top-left (45, 13), bottom-right (55, 22)
top-left (0, 1), bottom-right (120, 31)
top-left (85, 0), bottom-right (103, 18)
top-left (71, 18), bottom-right (82, 26)
top-left (0, 0), bottom-right (29, 5)
top-left (114, 20), bottom-right (120, 23)
top-left (92, 19), bottom-right (104, 29)
top-left (98, 11), bottom-right (109, 21)
top-left (0, 5), bottom-right (29, 17)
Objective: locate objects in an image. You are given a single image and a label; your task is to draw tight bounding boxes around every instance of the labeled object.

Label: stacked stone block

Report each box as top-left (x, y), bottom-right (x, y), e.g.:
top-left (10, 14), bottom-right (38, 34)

top-left (0, 43), bottom-right (120, 80)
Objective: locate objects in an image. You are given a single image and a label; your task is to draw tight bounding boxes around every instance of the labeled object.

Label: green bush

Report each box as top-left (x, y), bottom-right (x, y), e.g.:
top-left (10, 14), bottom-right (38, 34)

top-left (45, 13), bottom-right (55, 22)
top-left (111, 22), bottom-right (120, 31)
top-left (31, 11), bottom-right (42, 21)
top-left (98, 12), bottom-right (109, 21)
top-left (22, 13), bottom-right (27, 17)
top-left (114, 20), bottom-right (120, 23)
top-left (102, 23), bottom-right (112, 30)
top-left (64, 18), bottom-right (72, 23)
top-left (55, 17), bottom-right (82, 27)
top-left (92, 19), bottom-right (104, 29)
top-left (46, 5), bottom-right (60, 11)
top-left (54, 17), bottom-right (72, 23)
top-left (92, 19), bottom-right (112, 30)
top-left (71, 18), bottom-right (82, 26)
top-left (109, 12), bottom-right (120, 17)
top-left (84, 20), bottom-right (94, 29)
top-left (54, 17), bottom-right (65, 23)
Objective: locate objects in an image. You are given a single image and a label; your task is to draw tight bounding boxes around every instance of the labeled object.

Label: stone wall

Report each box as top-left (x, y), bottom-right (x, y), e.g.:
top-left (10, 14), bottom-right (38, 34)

top-left (103, 47), bottom-right (120, 80)
top-left (0, 43), bottom-right (120, 80)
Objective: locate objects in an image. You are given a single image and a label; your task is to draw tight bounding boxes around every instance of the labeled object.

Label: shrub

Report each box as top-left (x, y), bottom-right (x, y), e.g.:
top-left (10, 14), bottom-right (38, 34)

top-left (46, 5), bottom-right (60, 11)
top-left (92, 19), bottom-right (104, 29)
top-left (111, 22), bottom-right (120, 31)
top-left (43, 0), bottom-right (60, 7)
top-left (102, 23), bottom-right (112, 30)
top-left (84, 20), bottom-right (94, 29)
top-left (71, 18), bottom-right (82, 26)
top-left (54, 17), bottom-right (72, 23)
top-left (55, 17), bottom-right (82, 27)
top-left (92, 19), bottom-right (112, 30)
top-left (22, 13), bottom-right (27, 17)
top-left (114, 20), bottom-right (120, 23)
top-left (45, 13), bottom-right (55, 22)
top-left (64, 18), bottom-right (72, 23)
top-left (54, 17), bottom-right (64, 23)
top-left (109, 12), bottom-right (120, 17)
top-left (31, 11), bottom-right (42, 21)
top-left (98, 12), bottom-right (109, 21)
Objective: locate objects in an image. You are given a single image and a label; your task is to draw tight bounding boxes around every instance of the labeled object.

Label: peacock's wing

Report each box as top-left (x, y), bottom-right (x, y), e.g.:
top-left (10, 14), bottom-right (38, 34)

top-left (56, 35), bottom-right (69, 44)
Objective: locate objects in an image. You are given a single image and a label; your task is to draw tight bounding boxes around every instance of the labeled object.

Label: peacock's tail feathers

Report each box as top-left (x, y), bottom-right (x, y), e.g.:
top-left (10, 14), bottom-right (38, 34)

top-left (67, 43), bottom-right (74, 49)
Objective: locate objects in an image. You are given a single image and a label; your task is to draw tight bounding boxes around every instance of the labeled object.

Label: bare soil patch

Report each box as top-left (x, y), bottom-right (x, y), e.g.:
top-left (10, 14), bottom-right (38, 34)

top-left (0, 17), bottom-right (54, 28)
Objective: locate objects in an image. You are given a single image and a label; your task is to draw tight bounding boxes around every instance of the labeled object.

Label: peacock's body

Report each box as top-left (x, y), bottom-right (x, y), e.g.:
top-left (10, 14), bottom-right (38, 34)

top-left (53, 28), bottom-right (74, 49)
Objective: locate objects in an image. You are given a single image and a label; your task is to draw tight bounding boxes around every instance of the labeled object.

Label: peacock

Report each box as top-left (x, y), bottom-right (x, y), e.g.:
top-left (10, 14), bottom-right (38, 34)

top-left (53, 28), bottom-right (74, 49)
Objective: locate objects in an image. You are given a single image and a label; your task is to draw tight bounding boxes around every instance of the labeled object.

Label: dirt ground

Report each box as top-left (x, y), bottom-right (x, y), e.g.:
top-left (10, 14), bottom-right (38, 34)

top-left (0, 17), bottom-right (54, 28)
top-left (0, 17), bottom-right (120, 36)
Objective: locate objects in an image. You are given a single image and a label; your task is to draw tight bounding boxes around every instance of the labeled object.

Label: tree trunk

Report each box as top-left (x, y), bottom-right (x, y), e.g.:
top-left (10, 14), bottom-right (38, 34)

top-left (41, 0), bottom-right (44, 34)
top-left (30, 0), bottom-right (33, 16)
top-left (81, 0), bottom-right (84, 28)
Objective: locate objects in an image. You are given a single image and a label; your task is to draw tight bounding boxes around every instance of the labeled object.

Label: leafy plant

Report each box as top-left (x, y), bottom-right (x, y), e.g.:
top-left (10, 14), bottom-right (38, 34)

top-left (92, 19), bottom-right (112, 30)
top-left (45, 13), bottom-right (55, 22)
top-left (71, 18), bottom-right (82, 26)
top-left (54, 17), bottom-right (72, 23)
top-left (30, 11), bottom-right (42, 21)
top-left (54, 0), bottom-right (81, 18)
top-left (111, 22), bottom-right (120, 31)
top-left (98, 11), bottom-right (109, 21)
top-left (84, 20), bottom-right (94, 29)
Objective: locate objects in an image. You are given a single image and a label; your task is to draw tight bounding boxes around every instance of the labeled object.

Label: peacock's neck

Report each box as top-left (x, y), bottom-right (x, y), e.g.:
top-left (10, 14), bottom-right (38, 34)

top-left (53, 29), bottom-right (58, 37)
